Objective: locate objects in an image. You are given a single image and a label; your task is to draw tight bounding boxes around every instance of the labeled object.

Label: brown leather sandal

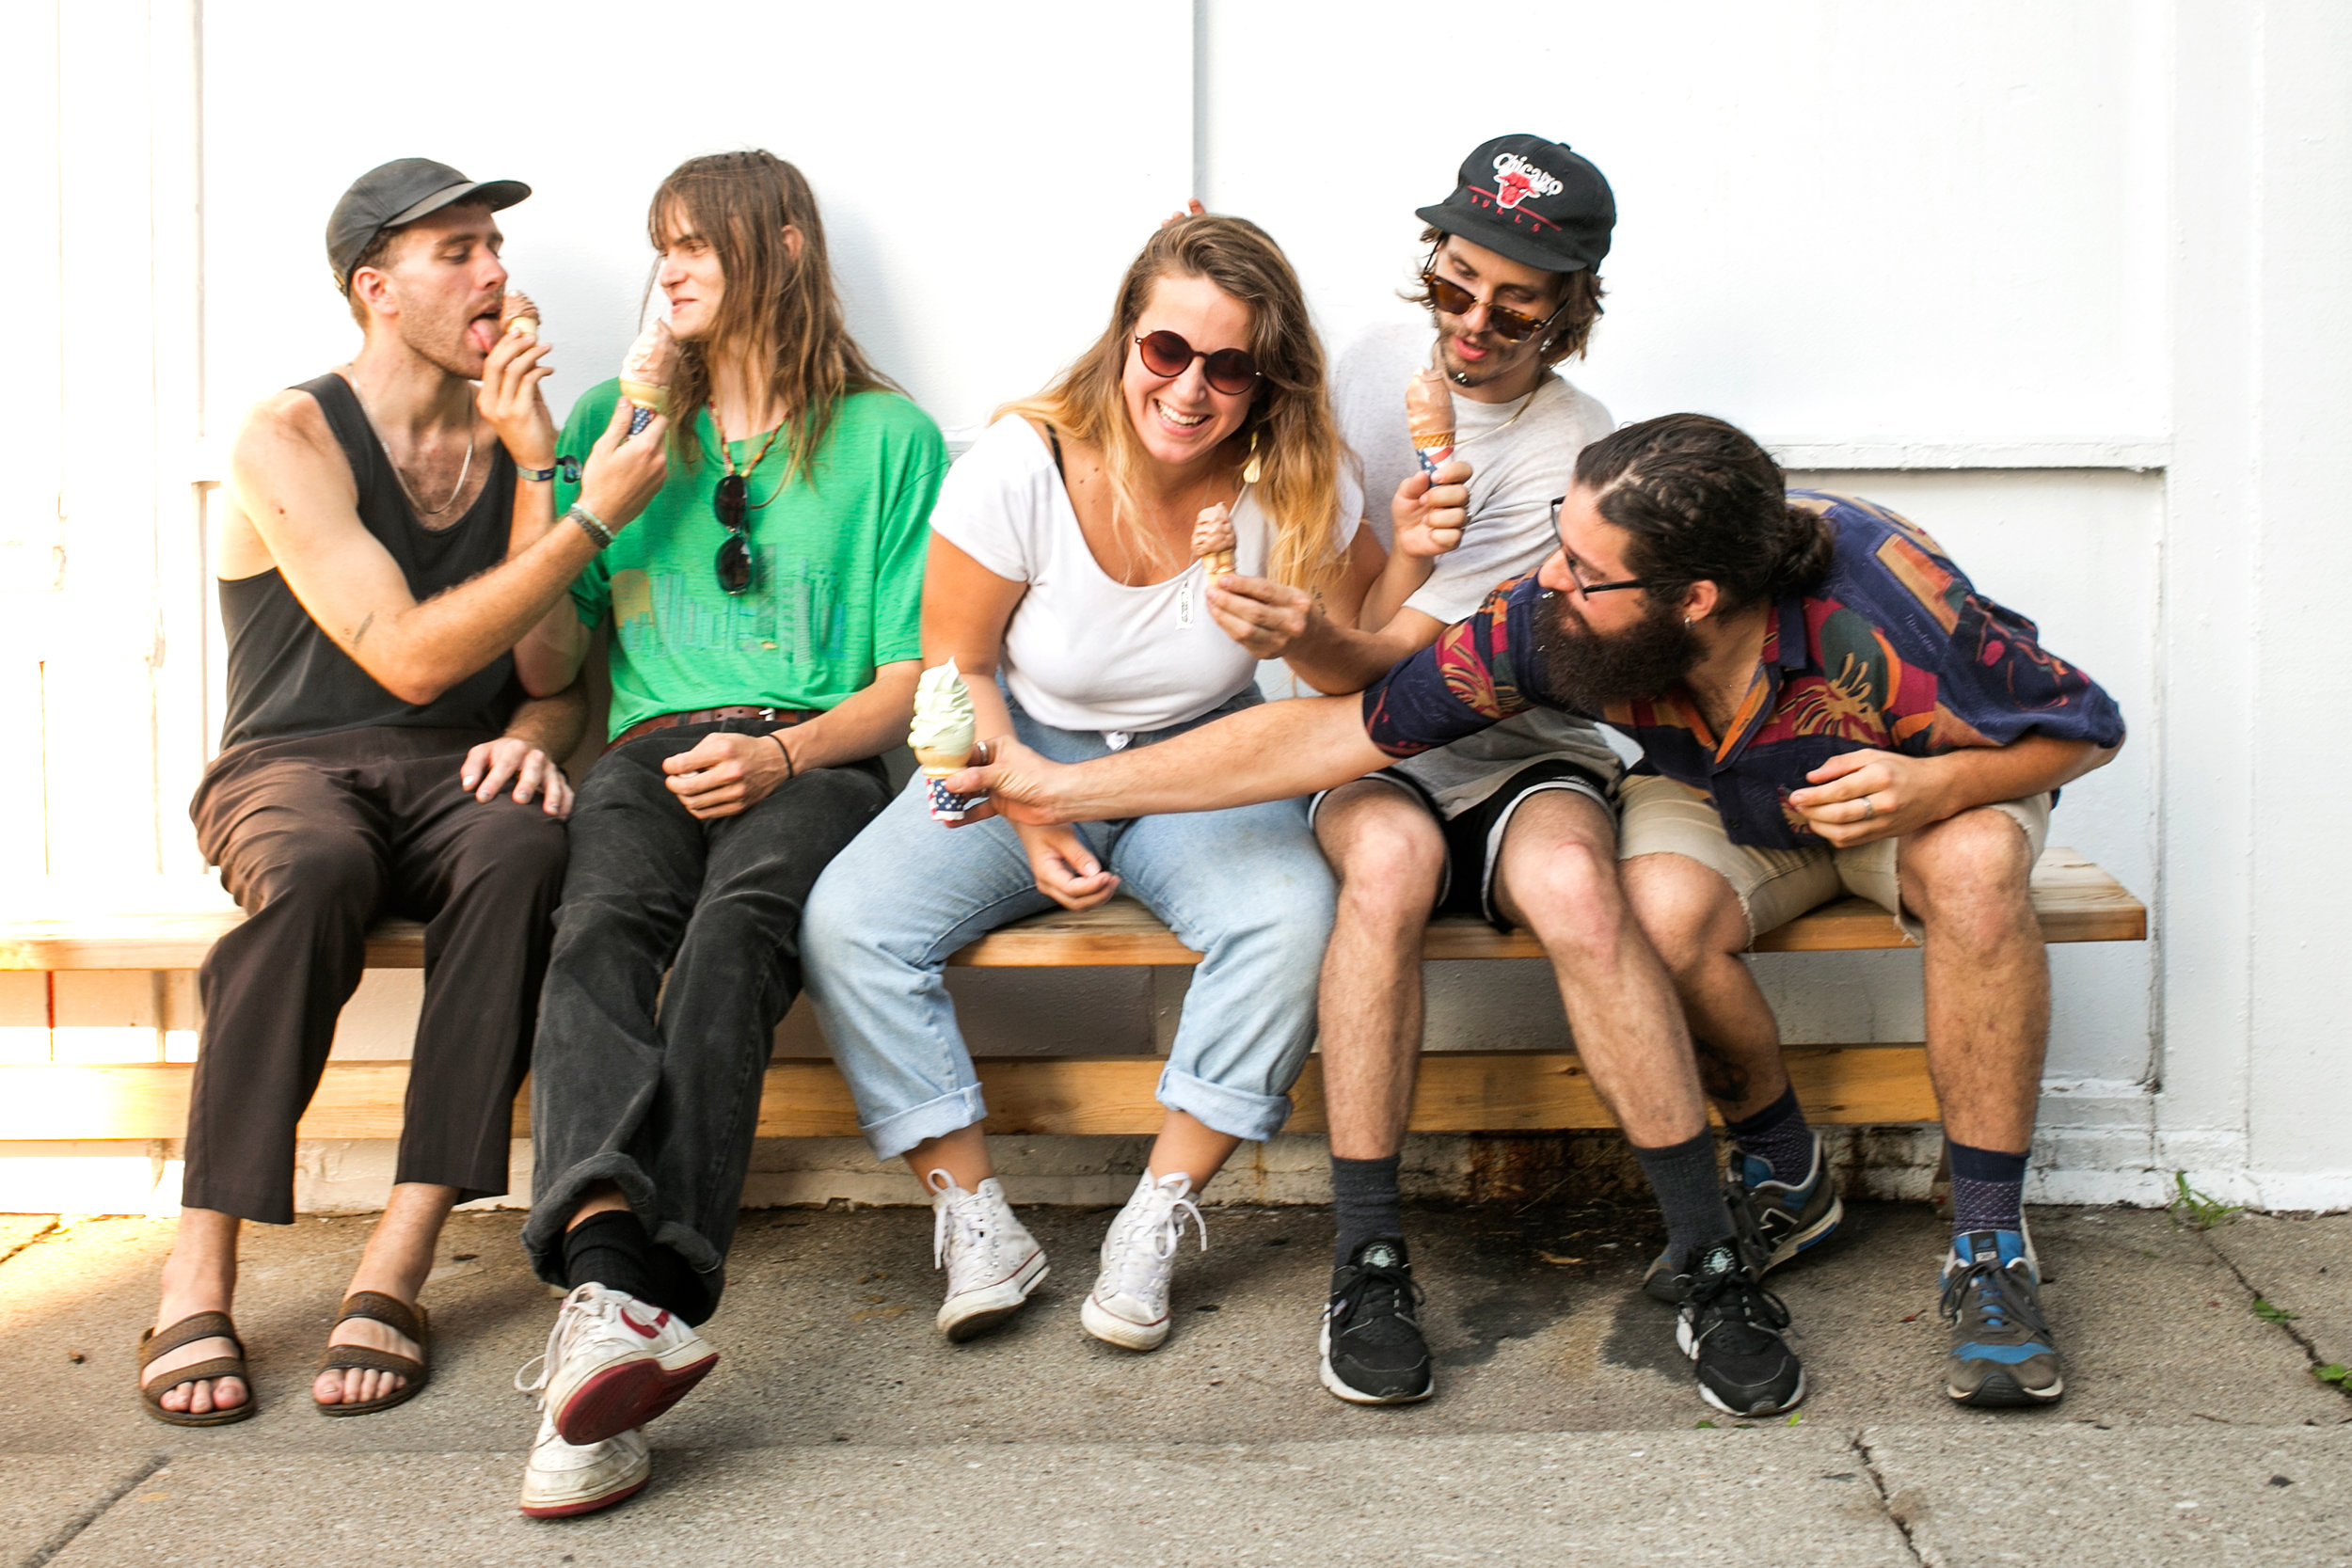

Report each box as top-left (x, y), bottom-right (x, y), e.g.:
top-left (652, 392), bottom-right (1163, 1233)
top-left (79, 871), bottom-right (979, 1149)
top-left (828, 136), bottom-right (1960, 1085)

top-left (138, 1310), bottom-right (258, 1427)
top-left (313, 1290), bottom-right (431, 1418)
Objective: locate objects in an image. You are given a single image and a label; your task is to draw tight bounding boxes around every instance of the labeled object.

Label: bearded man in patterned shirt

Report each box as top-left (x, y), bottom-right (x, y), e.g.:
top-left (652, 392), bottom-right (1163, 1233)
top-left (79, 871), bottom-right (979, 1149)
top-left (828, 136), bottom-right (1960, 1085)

top-left (956, 412), bottom-right (2125, 1417)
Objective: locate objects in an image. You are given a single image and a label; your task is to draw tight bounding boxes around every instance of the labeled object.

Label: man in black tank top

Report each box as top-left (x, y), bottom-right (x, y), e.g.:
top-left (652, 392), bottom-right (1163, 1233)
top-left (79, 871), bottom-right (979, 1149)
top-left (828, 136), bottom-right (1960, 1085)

top-left (139, 160), bottom-right (672, 1429)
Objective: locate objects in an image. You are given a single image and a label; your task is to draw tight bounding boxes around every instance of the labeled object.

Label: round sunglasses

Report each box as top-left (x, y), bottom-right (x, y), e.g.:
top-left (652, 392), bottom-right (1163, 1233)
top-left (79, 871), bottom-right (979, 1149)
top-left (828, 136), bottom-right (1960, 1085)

top-left (1419, 272), bottom-right (1566, 344)
top-left (1133, 330), bottom-right (1260, 396)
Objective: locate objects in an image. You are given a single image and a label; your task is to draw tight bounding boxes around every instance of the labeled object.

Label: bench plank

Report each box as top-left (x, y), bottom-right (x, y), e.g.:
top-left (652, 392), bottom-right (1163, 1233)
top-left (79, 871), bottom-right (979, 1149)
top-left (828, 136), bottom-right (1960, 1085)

top-left (0, 847), bottom-right (2140, 972)
top-left (0, 1045), bottom-right (1939, 1143)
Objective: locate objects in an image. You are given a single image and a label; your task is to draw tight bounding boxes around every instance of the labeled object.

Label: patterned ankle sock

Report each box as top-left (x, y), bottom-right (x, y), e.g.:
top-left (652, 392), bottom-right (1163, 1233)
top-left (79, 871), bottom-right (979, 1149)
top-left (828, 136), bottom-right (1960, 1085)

top-left (1725, 1084), bottom-right (1815, 1187)
top-left (1330, 1153), bottom-right (1405, 1265)
top-left (1947, 1140), bottom-right (2028, 1238)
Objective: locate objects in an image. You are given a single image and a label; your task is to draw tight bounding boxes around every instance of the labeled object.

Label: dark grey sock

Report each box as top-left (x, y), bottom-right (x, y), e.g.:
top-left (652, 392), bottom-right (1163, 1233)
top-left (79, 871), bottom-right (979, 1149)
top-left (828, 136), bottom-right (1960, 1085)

top-left (1633, 1130), bottom-right (1736, 1270)
top-left (1330, 1153), bottom-right (1405, 1264)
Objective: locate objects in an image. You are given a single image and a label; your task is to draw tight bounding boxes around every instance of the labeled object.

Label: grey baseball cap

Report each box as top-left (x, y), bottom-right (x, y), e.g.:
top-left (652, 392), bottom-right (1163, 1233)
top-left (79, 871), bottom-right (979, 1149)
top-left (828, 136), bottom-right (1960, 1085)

top-left (326, 158), bottom-right (531, 290)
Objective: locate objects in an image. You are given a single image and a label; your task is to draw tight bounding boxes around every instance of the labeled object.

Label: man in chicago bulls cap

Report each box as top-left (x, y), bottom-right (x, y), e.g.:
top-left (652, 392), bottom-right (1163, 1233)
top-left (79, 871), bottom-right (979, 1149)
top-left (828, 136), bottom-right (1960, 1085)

top-left (1204, 132), bottom-right (1807, 1418)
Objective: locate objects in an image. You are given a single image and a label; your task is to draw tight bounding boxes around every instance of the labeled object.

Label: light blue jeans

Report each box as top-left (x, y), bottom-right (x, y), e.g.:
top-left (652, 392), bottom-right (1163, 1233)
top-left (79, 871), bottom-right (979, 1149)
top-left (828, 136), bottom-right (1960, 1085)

top-left (802, 689), bottom-right (1336, 1162)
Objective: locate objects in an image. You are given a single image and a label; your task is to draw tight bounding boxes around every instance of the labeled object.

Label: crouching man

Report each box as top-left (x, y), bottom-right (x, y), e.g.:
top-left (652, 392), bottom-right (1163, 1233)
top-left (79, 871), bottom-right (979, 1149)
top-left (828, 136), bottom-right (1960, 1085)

top-left (956, 412), bottom-right (2123, 1415)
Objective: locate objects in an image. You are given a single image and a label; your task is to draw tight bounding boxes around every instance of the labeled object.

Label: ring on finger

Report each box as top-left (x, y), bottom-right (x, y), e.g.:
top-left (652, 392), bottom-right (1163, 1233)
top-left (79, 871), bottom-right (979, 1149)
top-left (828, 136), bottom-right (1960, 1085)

top-left (1859, 794), bottom-right (1877, 821)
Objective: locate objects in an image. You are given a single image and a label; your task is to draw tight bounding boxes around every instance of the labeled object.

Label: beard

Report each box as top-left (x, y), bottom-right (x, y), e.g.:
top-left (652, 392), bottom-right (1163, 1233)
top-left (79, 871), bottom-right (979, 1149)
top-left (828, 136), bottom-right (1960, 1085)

top-left (1535, 589), bottom-right (1703, 714)
top-left (395, 293), bottom-right (496, 380)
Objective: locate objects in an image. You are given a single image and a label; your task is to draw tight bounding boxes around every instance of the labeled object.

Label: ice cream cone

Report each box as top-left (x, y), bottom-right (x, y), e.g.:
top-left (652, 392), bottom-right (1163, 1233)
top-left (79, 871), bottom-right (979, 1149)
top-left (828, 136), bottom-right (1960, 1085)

top-left (619, 321), bottom-right (679, 436)
top-left (1406, 368), bottom-right (1456, 478)
top-left (1192, 502), bottom-right (1237, 581)
top-left (910, 660), bottom-right (983, 821)
top-left (500, 290), bottom-right (539, 341)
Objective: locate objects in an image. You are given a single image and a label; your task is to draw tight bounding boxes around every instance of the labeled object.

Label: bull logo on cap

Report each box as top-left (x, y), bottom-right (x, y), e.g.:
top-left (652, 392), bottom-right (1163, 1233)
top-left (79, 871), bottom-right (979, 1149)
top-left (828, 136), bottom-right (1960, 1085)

top-left (1491, 151), bottom-right (1566, 211)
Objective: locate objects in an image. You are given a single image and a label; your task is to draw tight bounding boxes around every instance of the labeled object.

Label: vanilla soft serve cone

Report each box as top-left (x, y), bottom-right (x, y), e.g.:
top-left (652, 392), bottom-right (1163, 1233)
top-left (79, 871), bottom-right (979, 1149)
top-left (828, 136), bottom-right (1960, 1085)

top-left (619, 319), bottom-right (678, 436)
top-left (910, 657), bottom-right (982, 821)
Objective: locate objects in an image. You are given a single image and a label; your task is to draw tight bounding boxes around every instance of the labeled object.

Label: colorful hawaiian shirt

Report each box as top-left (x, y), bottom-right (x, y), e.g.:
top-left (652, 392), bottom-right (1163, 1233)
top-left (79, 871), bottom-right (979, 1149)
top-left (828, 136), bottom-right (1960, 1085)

top-left (1359, 490), bottom-right (2126, 849)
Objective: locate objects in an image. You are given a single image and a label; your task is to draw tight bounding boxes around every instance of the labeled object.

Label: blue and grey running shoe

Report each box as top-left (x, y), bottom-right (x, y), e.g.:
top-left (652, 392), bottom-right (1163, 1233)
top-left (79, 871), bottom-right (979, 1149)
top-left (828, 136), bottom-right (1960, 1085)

top-left (1940, 1227), bottom-right (2064, 1407)
top-left (1643, 1130), bottom-right (1841, 1305)
top-left (1731, 1133), bottom-right (1844, 1271)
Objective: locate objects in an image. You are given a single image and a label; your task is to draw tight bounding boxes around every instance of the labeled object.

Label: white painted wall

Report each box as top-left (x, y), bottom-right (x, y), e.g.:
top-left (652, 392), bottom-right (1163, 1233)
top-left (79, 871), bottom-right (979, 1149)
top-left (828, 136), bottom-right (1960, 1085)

top-left (5, 0), bottom-right (2348, 1209)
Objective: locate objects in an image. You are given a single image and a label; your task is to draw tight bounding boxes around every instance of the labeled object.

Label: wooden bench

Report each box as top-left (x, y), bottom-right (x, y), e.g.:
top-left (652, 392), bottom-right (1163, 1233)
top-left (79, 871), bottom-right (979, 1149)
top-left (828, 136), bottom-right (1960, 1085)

top-left (0, 848), bottom-right (2143, 1144)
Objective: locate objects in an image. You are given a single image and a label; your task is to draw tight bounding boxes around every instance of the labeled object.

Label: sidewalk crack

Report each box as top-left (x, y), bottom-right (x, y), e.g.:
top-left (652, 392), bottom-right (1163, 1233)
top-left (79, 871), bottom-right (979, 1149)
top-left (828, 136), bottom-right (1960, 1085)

top-left (21, 1451), bottom-right (169, 1568)
top-left (1851, 1431), bottom-right (1928, 1566)
top-left (0, 1220), bottom-right (62, 1270)
top-left (2199, 1232), bottom-right (2352, 1405)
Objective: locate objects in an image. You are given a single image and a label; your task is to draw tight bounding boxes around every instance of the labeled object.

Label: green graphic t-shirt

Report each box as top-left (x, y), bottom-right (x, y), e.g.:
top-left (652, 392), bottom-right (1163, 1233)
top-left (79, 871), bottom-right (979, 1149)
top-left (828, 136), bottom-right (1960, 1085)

top-left (556, 381), bottom-right (945, 740)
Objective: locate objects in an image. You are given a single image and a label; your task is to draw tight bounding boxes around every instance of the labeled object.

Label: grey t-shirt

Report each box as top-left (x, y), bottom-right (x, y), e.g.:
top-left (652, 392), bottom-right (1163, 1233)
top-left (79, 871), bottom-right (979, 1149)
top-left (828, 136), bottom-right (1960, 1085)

top-left (1331, 321), bottom-right (1623, 816)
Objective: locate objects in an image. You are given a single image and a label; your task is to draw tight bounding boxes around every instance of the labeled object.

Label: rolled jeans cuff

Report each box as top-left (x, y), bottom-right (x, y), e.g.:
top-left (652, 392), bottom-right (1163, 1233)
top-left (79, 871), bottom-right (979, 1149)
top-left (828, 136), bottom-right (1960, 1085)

top-left (1156, 1063), bottom-right (1293, 1145)
top-left (863, 1084), bottom-right (988, 1164)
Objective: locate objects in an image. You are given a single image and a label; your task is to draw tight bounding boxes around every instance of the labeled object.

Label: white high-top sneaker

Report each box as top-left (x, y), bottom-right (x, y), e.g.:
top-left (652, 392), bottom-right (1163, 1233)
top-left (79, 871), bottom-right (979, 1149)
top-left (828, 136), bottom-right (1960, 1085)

top-left (929, 1169), bottom-right (1048, 1341)
top-left (518, 1410), bottom-right (651, 1519)
top-left (1081, 1170), bottom-right (1206, 1351)
top-left (514, 1282), bottom-right (718, 1447)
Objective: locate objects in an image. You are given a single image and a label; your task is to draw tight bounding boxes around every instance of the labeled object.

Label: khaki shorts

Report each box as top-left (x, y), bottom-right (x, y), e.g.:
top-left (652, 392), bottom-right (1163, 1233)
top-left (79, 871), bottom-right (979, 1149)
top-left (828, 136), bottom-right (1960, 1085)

top-left (1615, 773), bottom-right (2050, 945)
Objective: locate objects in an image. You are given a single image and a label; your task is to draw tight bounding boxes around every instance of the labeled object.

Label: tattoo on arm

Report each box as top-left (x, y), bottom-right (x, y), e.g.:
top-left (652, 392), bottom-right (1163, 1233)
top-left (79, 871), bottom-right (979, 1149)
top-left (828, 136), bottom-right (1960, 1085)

top-left (1692, 1037), bottom-right (1751, 1108)
top-left (349, 611), bottom-right (374, 648)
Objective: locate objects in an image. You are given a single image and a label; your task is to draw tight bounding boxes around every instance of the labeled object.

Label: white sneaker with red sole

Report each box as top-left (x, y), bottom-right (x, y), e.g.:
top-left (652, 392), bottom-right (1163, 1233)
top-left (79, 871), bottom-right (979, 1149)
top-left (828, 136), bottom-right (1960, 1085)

top-left (516, 1283), bottom-right (717, 1447)
top-left (518, 1411), bottom-right (650, 1519)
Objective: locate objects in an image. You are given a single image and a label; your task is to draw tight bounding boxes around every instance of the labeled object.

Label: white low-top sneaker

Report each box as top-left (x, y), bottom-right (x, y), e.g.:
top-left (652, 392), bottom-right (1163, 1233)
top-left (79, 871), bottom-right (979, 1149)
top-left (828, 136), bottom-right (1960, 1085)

top-left (1081, 1169), bottom-right (1206, 1352)
top-left (515, 1282), bottom-right (718, 1447)
top-left (518, 1410), bottom-right (650, 1519)
top-left (930, 1169), bottom-right (1048, 1341)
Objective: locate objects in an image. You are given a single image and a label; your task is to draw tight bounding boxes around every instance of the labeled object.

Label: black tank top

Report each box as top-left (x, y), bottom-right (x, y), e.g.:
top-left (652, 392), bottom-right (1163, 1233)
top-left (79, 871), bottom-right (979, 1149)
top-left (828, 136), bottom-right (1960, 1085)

top-left (215, 372), bottom-right (524, 752)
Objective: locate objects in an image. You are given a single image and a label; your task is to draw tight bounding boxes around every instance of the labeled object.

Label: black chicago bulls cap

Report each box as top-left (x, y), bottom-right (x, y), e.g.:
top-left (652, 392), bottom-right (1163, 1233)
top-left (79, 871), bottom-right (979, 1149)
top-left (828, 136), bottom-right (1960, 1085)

top-left (1416, 134), bottom-right (1614, 275)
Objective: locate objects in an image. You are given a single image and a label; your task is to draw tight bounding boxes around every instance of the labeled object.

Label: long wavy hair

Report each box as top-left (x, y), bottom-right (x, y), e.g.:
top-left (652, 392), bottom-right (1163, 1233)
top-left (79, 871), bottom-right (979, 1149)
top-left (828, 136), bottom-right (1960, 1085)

top-left (1000, 214), bottom-right (1347, 593)
top-left (647, 150), bottom-right (898, 479)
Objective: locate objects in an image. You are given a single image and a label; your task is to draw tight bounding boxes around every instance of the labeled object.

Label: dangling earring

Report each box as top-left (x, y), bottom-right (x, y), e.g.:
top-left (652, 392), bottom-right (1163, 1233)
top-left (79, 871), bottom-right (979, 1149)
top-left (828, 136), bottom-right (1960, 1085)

top-left (1242, 428), bottom-right (1263, 486)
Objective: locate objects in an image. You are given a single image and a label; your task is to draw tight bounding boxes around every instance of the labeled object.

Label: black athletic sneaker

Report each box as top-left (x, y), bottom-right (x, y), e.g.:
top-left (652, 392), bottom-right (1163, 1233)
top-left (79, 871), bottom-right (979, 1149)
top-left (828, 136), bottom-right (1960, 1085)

top-left (1940, 1227), bottom-right (2064, 1407)
top-left (1676, 1236), bottom-right (1805, 1417)
top-left (1319, 1238), bottom-right (1434, 1404)
top-left (1643, 1131), bottom-right (1841, 1306)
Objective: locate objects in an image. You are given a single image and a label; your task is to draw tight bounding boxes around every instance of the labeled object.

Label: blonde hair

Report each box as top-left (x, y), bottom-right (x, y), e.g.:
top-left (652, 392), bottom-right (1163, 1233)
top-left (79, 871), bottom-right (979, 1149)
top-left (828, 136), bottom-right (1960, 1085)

top-left (999, 214), bottom-right (1346, 593)
top-left (648, 150), bottom-right (898, 480)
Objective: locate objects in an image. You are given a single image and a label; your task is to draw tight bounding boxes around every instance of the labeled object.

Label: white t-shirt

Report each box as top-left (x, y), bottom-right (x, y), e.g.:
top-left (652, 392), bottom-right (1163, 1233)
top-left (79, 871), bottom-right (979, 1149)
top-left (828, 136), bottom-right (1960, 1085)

top-left (1331, 321), bottom-right (1624, 815)
top-left (930, 416), bottom-right (1361, 737)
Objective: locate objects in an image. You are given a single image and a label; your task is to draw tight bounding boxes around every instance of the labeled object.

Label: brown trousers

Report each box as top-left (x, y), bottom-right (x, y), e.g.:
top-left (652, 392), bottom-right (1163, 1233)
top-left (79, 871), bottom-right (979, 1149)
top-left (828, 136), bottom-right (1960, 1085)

top-left (187, 726), bottom-right (567, 1224)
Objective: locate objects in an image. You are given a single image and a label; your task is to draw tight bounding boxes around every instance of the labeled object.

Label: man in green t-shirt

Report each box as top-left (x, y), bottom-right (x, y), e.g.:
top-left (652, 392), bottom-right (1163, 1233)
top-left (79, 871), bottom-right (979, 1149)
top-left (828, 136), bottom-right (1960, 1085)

top-left (507, 151), bottom-right (944, 1520)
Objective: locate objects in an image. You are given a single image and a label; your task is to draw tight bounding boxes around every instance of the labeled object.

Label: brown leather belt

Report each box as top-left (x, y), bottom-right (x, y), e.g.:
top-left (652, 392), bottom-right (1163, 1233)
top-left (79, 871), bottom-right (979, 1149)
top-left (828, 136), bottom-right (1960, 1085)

top-left (613, 705), bottom-right (821, 748)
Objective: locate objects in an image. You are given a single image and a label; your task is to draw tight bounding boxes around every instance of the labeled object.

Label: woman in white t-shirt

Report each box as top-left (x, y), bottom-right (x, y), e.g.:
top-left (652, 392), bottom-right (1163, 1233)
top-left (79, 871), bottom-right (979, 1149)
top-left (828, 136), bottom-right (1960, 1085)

top-left (804, 214), bottom-right (1379, 1352)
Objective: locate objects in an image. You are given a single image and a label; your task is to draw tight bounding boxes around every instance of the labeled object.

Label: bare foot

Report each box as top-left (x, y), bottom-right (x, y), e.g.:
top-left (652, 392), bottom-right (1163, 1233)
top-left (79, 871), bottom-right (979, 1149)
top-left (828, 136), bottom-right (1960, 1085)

top-left (312, 1307), bottom-right (423, 1407)
top-left (146, 1295), bottom-right (248, 1417)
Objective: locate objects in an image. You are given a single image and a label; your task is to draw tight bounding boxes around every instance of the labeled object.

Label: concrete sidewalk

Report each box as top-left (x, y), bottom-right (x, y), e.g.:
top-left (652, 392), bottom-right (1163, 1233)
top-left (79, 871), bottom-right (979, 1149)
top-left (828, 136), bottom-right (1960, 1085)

top-left (3, 1200), bottom-right (2346, 1565)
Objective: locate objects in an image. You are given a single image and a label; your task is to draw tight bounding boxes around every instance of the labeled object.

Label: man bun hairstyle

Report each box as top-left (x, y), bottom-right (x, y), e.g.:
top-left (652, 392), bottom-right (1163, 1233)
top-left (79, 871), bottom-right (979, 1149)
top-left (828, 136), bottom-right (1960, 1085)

top-left (1571, 413), bottom-right (1835, 607)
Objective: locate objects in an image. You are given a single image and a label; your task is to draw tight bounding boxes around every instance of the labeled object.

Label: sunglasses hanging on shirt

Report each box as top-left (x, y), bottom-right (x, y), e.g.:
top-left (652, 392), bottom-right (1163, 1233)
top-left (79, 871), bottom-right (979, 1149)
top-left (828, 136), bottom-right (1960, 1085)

top-left (712, 419), bottom-right (787, 596)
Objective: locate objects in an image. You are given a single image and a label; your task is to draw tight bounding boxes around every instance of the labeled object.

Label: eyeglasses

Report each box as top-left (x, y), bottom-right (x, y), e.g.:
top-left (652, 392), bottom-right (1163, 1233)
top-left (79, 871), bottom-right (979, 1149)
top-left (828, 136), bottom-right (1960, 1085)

top-left (714, 473), bottom-right (755, 595)
top-left (1134, 330), bottom-right (1260, 396)
top-left (1420, 272), bottom-right (1565, 344)
top-left (1549, 497), bottom-right (1662, 596)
